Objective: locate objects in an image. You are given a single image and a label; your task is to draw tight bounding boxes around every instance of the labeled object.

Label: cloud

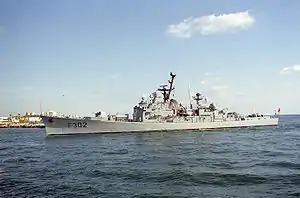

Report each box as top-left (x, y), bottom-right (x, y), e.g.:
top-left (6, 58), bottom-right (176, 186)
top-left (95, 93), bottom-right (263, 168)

top-left (279, 64), bottom-right (300, 74)
top-left (166, 10), bottom-right (255, 38)
top-left (201, 74), bottom-right (223, 85)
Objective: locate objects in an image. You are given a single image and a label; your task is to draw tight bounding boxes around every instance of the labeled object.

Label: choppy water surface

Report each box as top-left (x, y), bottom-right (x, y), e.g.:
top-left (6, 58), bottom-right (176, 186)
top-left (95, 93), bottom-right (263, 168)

top-left (0, 115), bottom-right (299, 197)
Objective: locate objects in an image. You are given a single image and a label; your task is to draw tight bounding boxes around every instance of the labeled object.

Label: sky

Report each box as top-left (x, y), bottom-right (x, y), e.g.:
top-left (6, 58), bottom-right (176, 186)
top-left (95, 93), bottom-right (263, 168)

top-left (0, 0), bottom-right (300, 116)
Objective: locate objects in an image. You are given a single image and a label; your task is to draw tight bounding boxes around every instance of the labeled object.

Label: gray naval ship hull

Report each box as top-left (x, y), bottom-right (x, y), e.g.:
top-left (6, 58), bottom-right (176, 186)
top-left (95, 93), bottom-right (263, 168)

top-left (41, 116), bottom-right (279, 136)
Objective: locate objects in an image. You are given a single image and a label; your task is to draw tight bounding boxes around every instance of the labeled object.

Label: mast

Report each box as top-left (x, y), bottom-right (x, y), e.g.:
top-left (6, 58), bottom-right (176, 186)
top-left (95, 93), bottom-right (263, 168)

top-left (157, 72), bottom-right (176, 103)
top-left (157, 85), bottom-right (169, 103)
top-left (167, 72), bottom-right (176, 100)
top-left (193, 93), bottom-right (203, 106)
top-left (188, 84), bottom-right (192, 109)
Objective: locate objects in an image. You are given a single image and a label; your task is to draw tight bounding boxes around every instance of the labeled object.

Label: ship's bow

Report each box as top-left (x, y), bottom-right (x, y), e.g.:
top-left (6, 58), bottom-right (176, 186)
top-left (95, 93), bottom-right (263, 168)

top-left (41, 116), bottom-right (64, 136)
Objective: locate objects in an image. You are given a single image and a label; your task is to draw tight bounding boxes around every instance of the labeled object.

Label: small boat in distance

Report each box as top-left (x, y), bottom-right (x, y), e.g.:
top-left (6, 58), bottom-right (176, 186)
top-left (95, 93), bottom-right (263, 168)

top-left (41, 72), bottom-right (279, 136)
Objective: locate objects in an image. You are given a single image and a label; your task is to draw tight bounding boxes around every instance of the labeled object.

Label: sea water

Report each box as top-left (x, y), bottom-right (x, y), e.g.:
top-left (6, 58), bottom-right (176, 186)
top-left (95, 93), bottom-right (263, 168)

top-left (0, 115), bottom-right (299, 197)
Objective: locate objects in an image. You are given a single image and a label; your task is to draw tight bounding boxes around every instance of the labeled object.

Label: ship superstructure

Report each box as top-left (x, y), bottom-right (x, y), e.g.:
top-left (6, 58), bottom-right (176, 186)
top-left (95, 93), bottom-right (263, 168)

top-left (132, 72), bottom-right (251, 124)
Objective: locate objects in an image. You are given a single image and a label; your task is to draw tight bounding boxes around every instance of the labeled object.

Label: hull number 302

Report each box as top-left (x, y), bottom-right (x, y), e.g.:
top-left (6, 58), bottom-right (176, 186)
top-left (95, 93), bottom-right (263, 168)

top-left (68, 122), bottom-right (87, 128)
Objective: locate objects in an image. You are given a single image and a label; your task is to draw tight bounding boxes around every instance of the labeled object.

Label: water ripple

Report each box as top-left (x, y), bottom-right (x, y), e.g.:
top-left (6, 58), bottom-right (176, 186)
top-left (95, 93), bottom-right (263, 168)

top-left (0, 115), bottom-right (299, 197)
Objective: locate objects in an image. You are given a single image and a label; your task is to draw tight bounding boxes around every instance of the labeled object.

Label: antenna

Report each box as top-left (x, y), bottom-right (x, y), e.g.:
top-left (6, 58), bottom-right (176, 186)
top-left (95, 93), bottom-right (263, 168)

top-left (39, 99), bottom-right (42, 115)
top-left (188, 84), bottom-right (192, 109)
top-left (158, 84), bottom-right (169, 102)
top-left (157, 72), bottom-right (176, 103)
top-left (192, 92), bottom-right (204, 106)
top-left (167, 72), bottom-right (176, 101)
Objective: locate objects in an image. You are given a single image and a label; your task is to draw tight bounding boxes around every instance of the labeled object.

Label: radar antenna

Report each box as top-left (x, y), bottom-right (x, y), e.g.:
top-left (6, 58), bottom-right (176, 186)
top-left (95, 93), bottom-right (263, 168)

top-left (192, 93), bottom-right (204, 106)
top-left (157, 84), bottom-right (169, 103)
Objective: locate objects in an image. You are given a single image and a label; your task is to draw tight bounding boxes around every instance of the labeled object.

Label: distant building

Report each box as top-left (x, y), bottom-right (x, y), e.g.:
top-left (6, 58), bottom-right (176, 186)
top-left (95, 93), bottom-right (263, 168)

top-left (10, 117), bottom-right (19, 123)
top-left (27, 117), bottom-right (42, 123)
top-left (0, 117), bottom-right (9, 123)
top-left (41, 111), bottom-right (57, 117)
top-left (25, 112), bottom-right (37, 116)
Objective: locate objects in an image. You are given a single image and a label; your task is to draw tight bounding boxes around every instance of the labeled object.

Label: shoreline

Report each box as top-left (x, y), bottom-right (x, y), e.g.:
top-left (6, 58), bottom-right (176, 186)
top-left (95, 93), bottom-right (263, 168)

top-left (0, 123), bottom-right (45, 128)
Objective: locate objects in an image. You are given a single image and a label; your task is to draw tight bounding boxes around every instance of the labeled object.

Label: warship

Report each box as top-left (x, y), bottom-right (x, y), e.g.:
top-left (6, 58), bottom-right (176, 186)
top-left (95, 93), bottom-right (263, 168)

top-left (41, 72), bottom-right (279, 136)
